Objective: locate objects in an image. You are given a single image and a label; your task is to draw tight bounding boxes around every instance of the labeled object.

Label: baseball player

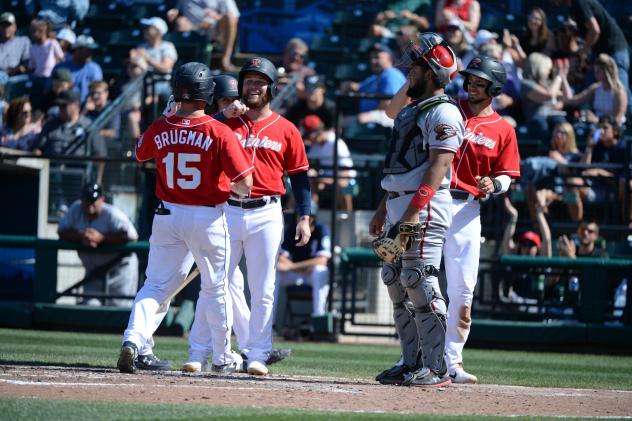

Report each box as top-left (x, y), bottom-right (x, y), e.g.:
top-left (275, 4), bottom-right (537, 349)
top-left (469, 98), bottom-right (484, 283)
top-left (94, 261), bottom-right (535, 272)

top-left (369, 32), bottom-right (463, 387)
top-left (206, 74), bottom-right (239, 115)
top-left (378, 57), bottom-right (521, 384)
top-left (184, 57), bottom-right (311, 376)
top-left (117, 62), bottom-right (254, 374)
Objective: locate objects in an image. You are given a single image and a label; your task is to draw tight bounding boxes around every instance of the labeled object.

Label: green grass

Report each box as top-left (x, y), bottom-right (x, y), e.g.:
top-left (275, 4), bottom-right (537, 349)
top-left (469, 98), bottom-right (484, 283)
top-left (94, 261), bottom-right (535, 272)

top-left (1, 328), bottom-right (632, 420)
top-left (0, 399), bottom-right (601, 421)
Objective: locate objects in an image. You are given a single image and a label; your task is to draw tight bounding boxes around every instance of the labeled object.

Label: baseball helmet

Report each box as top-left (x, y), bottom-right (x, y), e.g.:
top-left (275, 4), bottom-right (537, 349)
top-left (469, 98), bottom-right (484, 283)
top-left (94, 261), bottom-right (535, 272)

top-left (238, 57), bottom-right (278, 98)
top-left (213, 74), bottom-right (239, 99)
top-left (81, 183), bottom-right (103, 203)
top-left (171, 62), bottom-right (215, 104)
top-left (461, 56), bottom-right (507, 97)
top-left (400, 32), bottom-right (457, 88)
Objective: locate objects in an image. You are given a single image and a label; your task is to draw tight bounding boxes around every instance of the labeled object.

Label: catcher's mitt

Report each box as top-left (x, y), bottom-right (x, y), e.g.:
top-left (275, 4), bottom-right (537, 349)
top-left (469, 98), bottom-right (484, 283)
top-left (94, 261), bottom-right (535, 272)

top-left (373, 222), bottom-right (424, 262)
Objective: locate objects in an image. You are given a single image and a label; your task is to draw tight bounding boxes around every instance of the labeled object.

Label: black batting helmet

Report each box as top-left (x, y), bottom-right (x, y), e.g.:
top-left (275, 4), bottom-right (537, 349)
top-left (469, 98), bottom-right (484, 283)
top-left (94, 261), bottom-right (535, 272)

top-left (213, 74), bottom-right (239, 99)
top-left (238, 57), bottom-right (278, 98)
top-left (171, 62), bottom-right (215, 104)
top-left (461, 56), bottom-right (506, 97)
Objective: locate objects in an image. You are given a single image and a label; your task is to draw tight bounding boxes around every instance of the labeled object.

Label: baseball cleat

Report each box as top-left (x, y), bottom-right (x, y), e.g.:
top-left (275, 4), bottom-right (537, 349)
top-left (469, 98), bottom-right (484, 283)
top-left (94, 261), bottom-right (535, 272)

top-left (376, 364), bottom-right (413, 385)
top-left (182, 361), bottom-right (207, 373)
top-left (449, 366), bottom-right (478, 384)
top-left (247, 360), bottom-right (268, 376)
top-left (117, 341), bottom-right (138, 374)
top-left (265, 348), bottom-right (291, 365)
top-left (136, 354), bottom-right (172, 371)
top-left (211, 352), bottom-right (243, 374)
top-left (402, 367), bottom-right (451, 387)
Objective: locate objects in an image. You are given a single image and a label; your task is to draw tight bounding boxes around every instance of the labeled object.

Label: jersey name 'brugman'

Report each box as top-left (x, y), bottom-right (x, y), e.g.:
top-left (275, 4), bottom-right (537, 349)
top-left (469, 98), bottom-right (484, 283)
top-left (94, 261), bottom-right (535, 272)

top-left (152, 129), bottom-right (214, 151)
top-left (235, 133), bottom-right (282, 152)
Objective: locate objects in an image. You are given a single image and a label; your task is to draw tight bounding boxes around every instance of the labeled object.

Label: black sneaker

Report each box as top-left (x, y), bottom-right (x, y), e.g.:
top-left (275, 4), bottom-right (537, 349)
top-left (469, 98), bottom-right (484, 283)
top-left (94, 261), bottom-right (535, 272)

top-left (265, 348), bottom-right (291, 365)
top-left (376, 364), bottom-right (413, 385)
top-left (401, 367), bottom-right (451, 387)
top-left (136, 354), bottom-right (172, 371)
top-left (117, 341), bottom-right (138, 374)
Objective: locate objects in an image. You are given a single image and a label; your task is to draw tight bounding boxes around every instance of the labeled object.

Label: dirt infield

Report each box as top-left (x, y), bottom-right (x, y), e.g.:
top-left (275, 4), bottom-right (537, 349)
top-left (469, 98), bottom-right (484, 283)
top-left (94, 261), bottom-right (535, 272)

top-left (1, 364), bottom-right (632, 417)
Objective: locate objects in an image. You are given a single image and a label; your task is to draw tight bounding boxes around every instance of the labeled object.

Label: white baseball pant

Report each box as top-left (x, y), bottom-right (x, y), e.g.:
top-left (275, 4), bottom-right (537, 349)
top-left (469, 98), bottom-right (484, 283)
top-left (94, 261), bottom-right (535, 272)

top-left (123, 202), bottom-right (237, 366)
top-left (443, 197), bottom-right (481, 372)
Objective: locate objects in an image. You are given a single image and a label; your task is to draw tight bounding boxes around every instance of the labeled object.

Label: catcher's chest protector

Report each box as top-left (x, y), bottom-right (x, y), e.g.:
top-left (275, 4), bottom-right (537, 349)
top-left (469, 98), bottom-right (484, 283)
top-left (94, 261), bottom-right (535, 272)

top-left (383, 96), bottom-right (452, 175)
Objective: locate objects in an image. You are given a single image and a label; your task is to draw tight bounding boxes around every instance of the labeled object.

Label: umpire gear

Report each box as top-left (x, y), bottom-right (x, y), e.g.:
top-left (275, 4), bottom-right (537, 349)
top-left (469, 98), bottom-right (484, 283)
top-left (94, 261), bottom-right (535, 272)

top-left (213, 74), bottom-right (239, 99)
top-left (238, 57), bottom-right (278, 98)
top-left (461, 56), bottom-right (507, 97)
top-left (171, 62), bottom-right (215, 104)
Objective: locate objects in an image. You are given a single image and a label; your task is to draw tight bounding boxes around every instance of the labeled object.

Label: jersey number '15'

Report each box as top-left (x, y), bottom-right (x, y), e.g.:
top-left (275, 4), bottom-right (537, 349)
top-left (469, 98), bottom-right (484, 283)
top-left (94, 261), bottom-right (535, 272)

top-left (162, 152), bottom-right (201, 189)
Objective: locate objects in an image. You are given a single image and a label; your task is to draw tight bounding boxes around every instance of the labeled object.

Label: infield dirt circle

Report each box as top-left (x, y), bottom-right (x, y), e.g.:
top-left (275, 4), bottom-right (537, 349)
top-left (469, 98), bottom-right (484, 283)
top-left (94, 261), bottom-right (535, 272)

top-left (1, 365), bottom-right (632, 417)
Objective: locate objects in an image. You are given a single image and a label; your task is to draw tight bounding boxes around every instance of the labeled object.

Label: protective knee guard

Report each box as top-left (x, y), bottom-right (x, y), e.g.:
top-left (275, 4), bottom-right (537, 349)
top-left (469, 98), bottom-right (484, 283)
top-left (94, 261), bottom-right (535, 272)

top-left (393, 301), bottom-right (419, 368)
top-left (381, 263), bottom-right (406, 304)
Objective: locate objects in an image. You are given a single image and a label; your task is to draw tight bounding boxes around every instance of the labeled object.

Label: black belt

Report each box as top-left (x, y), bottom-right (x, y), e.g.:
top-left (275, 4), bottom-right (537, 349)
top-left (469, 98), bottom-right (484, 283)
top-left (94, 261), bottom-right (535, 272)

top-left (450, 190), bottom-right (477, 201)
top-left (387, 191), bottom-right (416, 199)
top-left (227, 196), bottom-right (278, 209)
top-left (155, 201), bottom-right (215, 215)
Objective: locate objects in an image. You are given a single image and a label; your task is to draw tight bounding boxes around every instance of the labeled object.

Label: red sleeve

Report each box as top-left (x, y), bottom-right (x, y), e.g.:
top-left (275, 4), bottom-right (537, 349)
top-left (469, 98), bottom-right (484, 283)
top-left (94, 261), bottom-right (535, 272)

top-left (135, 123), bottom-right (156, 162)
top-left (492, 127), bottom-right (521, 178)
top-left (218, 126), bottom-right (254, 182)
top-left (284, 124), bottom-right (309, 174)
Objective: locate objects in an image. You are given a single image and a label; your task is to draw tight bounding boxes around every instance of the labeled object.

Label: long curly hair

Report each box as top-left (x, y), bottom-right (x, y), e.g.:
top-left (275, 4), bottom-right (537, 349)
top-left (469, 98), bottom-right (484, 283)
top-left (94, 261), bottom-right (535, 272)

top-left (4, 96), bottom-right (31, 132)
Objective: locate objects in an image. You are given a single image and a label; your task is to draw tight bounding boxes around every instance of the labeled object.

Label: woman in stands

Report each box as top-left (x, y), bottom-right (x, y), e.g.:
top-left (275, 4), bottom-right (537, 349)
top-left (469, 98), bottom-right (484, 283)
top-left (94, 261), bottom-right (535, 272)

top-left (0, 97), bottom-right (41, 151)
top-left (560, 53), bottom-right (627, 128)
top-left (507, 7), bottom-right (555, 67)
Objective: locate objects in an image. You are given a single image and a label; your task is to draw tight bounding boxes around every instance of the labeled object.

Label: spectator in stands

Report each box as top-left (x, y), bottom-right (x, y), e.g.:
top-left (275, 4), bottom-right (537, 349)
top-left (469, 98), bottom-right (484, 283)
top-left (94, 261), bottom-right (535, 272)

top-left (276, 207), bottom-right (331, 319)
top-left (117, 57), bottom-right (148, 143)
top-left (561, 53), bottom-right (627, 128)
top-left (58, 183), bottom-right (139, 307)
top-left (55, 27), bottom-right (76, 60)
top-left (54, 34), bottom-right (103, 103)
top-left (556, 0), bottom-right (632, 117)
top-left (285, 75), bottom-right (336, 130)
top-left (370, 0), bottom-right (431, 40)
top-left (84, 81), bottom-right (118, 181)
top-left (443, 18), bottom-right (474, 64)
top-left (340, 42), bottom-right (406, 127)
top-left (28, 19), bottom-right (64, 78)
top-left (506, 7), bottom-right (555, 68)
top-left (0, 97), bottom-right (42, 151)
top-left (0, 73), bottom-right (7, 128)
top-left (275, 38), bottom-right (316, 111)
top-left (167, 0), bottom-right (239, 72)
top-left (551, 20), bottom-right (588, 94)
top-left (39, 67), bottom-right (73, 116)
top-left (435, 0), bottom-right (480, 35)
top-left (131, 17), bottom-right (176, 101)
top-left (581, 116), bottom-right (631, 224)
top-left (557, 219), bottom-right (607, 258)
top-left (25, 0), bottom-right (89, 29)
top-left (301, 114), bottom-right (356, 212)
top-left (0, 12), bottom-right (31, 76)
top-left (519, 52), bottom-right (566, 130)
top-left (33, 89), bottom-right (91, 156)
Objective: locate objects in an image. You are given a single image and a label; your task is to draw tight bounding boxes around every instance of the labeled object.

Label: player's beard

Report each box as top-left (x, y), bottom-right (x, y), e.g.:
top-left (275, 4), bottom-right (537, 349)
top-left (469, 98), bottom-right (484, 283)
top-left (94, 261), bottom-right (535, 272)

top-left (406, 78), bottom-right (426, 99)
top-left (242, 90), bottom-right (271, 109)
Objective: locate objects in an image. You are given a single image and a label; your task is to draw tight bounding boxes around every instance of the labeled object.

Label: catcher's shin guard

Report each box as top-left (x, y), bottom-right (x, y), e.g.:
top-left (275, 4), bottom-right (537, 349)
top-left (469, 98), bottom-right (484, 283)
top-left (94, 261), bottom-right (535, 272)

top-left (393, 301), bottom-right (419, 368)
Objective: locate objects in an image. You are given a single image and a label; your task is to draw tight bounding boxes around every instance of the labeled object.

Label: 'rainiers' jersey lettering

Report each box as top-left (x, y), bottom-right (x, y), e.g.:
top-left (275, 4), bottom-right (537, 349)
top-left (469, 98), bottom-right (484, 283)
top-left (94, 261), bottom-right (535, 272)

top-left (226, 112), bottom-right (309, 198)
top-left (452, 99), bottom-right (521, 197)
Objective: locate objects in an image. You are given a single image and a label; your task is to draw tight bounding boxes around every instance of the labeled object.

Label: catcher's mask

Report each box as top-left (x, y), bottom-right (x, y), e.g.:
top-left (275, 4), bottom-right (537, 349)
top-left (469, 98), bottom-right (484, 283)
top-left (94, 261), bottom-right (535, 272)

top-left (399, 32), bottom-right (457, 88)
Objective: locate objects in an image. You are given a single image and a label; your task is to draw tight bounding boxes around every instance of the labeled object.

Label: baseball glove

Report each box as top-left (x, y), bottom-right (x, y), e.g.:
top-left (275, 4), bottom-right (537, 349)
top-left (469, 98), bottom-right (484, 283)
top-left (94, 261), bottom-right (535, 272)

top-left (373, 222), bottom-right (424, 263)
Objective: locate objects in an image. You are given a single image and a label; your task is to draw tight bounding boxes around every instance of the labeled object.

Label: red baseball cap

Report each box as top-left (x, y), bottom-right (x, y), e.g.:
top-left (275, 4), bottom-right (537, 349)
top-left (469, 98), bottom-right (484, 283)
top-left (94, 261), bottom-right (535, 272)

top-left (301, 114), bottom-right (323, 135)
top-left (520, 231), bottom-right (542, 248)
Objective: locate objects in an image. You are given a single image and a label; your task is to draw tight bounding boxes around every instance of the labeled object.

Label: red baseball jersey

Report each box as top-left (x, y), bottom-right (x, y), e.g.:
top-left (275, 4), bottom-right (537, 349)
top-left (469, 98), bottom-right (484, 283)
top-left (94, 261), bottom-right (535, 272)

top-left (136, 115), bottom-right (254, 206)
top-left (225, 112), bottom-right (309, 198)
top-left (452, 99), bottom-right (521, 197)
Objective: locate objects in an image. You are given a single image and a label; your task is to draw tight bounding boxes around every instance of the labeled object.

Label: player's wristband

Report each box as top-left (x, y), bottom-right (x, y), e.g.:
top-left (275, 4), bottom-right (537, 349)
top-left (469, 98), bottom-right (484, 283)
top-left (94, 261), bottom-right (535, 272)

top-left (491, 177), bottom-right (502, 194)
top-left (410, 183), bottom-right (436, 211)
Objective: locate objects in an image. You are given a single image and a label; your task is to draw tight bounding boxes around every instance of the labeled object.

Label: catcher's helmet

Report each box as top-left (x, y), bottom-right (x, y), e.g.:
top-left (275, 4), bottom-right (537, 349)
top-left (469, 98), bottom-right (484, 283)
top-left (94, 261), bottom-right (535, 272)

top-left (401, 32), bottom-right (457, 88)
top-left (238, 57), bottom-right (278, 98)
top-left (213, 74), bottom-right (239, 99)
top-left (461, 56), bottom-right (507, 97)
top-left (171, 62), bottom-right (215, 104)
